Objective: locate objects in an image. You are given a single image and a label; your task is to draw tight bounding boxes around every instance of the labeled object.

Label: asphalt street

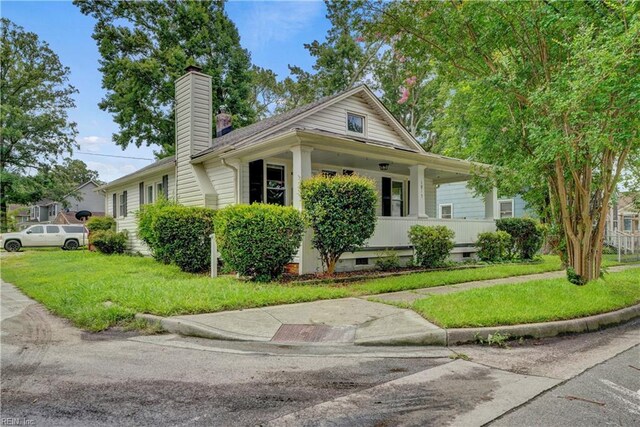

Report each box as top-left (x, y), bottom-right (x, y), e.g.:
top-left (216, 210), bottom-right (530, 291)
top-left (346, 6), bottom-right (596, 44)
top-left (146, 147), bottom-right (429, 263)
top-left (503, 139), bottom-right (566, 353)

top-left (1, 280), bottom-right (639, 426)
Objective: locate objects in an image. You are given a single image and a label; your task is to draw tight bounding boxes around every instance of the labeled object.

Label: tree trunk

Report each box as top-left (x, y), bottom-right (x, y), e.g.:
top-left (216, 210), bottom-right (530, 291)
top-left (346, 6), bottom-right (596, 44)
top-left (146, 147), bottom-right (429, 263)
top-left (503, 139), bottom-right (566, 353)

top-left (0, 198), bottom-right (7, 233)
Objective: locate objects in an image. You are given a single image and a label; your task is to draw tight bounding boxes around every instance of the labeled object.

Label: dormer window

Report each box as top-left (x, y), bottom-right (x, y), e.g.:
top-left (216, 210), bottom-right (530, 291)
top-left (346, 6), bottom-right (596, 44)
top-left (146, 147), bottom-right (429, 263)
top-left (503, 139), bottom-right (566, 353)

top-left (347, 112), bottom-right (365, 135)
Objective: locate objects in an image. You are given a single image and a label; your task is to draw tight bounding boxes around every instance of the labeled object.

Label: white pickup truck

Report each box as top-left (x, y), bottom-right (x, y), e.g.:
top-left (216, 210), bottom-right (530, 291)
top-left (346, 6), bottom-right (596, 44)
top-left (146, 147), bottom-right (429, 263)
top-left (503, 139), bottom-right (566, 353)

top-left (1, 224), bottom-right (88, 252)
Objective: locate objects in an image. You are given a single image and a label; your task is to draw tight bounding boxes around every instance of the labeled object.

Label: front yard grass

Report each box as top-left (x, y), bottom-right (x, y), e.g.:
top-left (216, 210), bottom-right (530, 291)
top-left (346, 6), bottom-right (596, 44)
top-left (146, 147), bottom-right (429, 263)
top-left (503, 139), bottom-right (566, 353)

top-left (0, 250), bottom-right (583, 331)
top-left (412, 268), bottom-right (640, 328)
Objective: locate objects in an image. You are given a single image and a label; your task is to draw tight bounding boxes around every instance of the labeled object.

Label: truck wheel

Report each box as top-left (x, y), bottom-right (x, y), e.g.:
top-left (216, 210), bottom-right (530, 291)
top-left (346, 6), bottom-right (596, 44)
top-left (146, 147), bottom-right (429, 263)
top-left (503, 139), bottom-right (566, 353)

top-left (4, 240), bottom-right (21, 252)
top-left (64, 239), bottom-right (79, 250)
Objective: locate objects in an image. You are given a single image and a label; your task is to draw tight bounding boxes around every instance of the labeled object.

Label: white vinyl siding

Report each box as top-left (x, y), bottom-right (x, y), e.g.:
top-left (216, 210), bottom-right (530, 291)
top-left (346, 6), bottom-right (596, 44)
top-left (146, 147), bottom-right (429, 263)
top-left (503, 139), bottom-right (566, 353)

top-left (295, 94), bottom-right (408, 148)
top-left (105, 171), bottom-right (175, 254)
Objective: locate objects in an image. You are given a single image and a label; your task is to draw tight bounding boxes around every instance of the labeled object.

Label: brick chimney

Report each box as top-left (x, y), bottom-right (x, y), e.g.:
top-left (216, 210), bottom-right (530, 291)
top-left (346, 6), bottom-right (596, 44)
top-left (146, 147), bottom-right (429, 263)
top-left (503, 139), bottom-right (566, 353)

top-left (216, 107), bottom-right (233, 137)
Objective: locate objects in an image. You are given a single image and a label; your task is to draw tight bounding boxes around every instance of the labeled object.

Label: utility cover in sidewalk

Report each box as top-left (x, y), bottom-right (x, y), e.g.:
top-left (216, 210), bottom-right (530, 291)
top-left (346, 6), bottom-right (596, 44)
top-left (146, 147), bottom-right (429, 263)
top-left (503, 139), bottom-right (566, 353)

top-left (271, 324), bottom-right (356, 343)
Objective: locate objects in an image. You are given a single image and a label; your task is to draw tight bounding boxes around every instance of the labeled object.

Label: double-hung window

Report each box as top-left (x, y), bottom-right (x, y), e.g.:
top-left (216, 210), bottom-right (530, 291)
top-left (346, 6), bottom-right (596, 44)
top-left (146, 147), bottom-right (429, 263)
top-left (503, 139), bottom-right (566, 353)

top-left (266, 164), bottom-right (286, 206)
top-left (119, 191), bottom-right (128, 217)
top-left (391, 181), bottom-right (404, 217)
top-left (499, 200), bottom-right (514, 218)
top-left (147, 185), bottom-right (154, 204)
top-left (440, 204), bottom-right (453, 219)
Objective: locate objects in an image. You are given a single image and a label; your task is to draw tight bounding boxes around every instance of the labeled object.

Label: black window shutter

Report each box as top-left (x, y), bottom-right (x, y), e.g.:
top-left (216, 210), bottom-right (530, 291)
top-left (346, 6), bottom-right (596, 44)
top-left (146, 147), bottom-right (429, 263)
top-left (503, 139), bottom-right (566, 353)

top-left (249, 160), bottom-right (264, 203)
top-left (123, 191), bottom-right (128, 217)
top-left (112, 193), bottom-right (117, 217)
top-left (139, 182), bottom-right (144, 206)
top-left (382, 177), bottom-right (391, 217)
top-left (162, 175), bottom-right (169, 199)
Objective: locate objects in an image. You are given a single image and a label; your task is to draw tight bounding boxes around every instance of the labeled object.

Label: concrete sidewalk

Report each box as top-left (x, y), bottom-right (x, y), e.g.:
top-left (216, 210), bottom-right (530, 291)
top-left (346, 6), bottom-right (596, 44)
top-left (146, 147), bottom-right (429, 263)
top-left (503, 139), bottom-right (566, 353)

top-left (139, 298), bottom-right (447, 346)
top-left (138, 264), bottom-right (640, 346)
top-left (372, 264), bottom-right (640, 304)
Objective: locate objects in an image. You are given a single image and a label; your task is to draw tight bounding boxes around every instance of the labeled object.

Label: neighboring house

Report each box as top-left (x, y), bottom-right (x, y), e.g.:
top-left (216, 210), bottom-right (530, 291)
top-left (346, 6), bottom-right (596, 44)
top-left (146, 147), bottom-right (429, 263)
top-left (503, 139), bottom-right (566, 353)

top-left (99, 66), bottom-right (502, 273)
top-left (29, 181), bottom-right (104, 225)
top-left (436, 182), bottom-right (533, 220)
top-left (8, 204), bottom-right (31, 230)
top-left (52, 210), bottom-right (106, 225)
top-left (606, 193), bottom-right (639, 236)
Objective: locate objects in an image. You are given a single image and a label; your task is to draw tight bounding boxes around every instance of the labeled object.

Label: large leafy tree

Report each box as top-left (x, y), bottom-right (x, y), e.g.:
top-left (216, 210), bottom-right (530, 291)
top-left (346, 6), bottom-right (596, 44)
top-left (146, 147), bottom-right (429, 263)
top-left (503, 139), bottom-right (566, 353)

top-left (373, 0), bottom-right (640, 283)
top-left (0, 18), bottom-right (78, 231)
top-left (75, 0), bottom-right (255, 157)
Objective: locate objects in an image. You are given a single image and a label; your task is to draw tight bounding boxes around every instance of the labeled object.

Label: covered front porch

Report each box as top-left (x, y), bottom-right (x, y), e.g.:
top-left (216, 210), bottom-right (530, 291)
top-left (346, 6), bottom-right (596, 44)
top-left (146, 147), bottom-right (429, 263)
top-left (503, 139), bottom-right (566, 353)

top-left (218, 129), bottom-right (499, 273)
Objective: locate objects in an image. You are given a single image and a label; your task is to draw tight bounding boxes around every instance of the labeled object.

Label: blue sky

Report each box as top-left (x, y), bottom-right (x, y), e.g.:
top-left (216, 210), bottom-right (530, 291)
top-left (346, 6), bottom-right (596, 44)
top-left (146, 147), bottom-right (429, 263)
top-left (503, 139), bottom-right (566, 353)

top-left (2, 0), bottom-right (330, 181)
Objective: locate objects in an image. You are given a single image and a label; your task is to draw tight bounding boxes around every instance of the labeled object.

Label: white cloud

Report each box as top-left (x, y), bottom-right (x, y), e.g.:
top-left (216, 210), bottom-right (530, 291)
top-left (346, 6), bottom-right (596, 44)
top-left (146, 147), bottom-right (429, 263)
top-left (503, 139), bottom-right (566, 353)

top-left (77, 135), bottom-right (109, 153)
top-left (240, 1), bottom-right (324, 50)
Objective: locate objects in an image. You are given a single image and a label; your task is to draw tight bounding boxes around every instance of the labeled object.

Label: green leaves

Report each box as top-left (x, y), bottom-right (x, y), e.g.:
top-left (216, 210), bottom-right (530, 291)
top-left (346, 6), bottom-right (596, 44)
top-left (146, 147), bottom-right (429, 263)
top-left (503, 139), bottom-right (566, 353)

top-left (408, 225), bottom-right (455, 268)
top-left (214, 204), bottom-right (305, 281)
top-left (300, 174), bottom-right (377, 274)
top-left (75, 0), bottom-right (255, 156)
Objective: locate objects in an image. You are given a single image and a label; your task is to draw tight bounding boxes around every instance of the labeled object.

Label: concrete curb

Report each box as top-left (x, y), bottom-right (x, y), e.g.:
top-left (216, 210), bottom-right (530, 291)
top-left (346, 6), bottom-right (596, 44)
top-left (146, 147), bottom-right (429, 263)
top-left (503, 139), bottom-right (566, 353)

top-left (135, 313), bottom-right (272, 342)
top-left (354, 330), bottom-right (447, 346)
top-left (446, 303), bottom-right (640, 345)
top-left (136, 303), bottom-right (640, 347)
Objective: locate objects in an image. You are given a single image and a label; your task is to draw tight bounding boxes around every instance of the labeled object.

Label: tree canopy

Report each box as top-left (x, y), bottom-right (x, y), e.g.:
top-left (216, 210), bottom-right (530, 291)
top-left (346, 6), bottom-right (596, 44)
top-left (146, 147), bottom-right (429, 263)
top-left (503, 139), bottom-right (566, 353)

top-left (0, 18), bottom-right (79, 231)
top-left (371, 0), bottom-right (640, 282)
top-left (75, 0), bottom-right (255, 157)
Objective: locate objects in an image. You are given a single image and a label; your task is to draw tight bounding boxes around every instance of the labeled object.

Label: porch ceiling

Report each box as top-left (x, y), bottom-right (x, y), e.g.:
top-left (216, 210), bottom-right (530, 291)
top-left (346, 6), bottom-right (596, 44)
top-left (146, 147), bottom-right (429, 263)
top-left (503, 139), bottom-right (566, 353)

top-left (273, 148), bottom-right (470, 182)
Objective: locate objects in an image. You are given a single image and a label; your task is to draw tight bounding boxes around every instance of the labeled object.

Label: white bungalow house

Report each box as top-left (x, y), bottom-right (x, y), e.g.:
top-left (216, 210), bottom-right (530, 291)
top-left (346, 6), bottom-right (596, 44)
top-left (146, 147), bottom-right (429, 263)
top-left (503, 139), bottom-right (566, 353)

top-left (99, 66), bottom-right (500, 274)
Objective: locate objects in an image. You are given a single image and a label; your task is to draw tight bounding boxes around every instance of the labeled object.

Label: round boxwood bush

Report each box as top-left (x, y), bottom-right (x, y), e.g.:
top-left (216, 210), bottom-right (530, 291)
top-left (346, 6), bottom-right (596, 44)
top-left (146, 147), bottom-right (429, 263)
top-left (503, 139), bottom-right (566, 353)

top-left (300, 174), bottom-right (377, 274)
top-left (155, 206), bottom-right (216, 273)
top-left (214, 204), bottom-right (304, 281)
top-left (409, 225), bottom-right (455, 268)
top-left (475, 231), bottom-right (513, 262)
top-left (496, 217), bottom-right (544, 260)
top-left (89, 230), bottom-right (128, 254)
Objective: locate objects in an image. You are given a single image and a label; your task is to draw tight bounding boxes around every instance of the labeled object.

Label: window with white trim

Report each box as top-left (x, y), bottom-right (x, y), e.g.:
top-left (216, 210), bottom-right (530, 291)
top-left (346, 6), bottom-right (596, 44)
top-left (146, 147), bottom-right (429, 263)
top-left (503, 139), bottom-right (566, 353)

top-left (499, 199), bottom-right (514, 218)
top-left (321, 170), bottom-right (337, 178)
top-left (347, 112), bottom-right (365, 134)
top-left (439, 204), bottom-right (453, 219)
top-left (119, 191), bottom-right (128, 217)
top-left (266, 164), bottom-right (286, 206)
top-left (147, 185), bottom-right (154, 204)
top-left (391, 181), bottom-right (404, 217)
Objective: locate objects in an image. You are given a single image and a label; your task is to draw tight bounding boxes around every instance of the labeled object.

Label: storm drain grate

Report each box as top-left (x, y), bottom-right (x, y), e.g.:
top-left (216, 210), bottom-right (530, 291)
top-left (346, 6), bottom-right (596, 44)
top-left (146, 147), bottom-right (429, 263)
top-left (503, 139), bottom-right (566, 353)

top-left (271, 324), bottom-right (356, 343)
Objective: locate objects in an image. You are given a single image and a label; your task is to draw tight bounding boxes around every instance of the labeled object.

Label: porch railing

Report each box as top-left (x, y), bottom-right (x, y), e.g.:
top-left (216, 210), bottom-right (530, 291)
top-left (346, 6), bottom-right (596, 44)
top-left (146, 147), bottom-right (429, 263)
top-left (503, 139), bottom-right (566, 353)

top-left (364, 217), bottom-right (497, 249)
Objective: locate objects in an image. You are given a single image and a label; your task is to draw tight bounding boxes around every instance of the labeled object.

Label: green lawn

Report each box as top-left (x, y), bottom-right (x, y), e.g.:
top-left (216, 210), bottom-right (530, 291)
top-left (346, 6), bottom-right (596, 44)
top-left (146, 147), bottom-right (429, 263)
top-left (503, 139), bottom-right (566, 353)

top-left (0, 250), bottom-right (569, 331)
top-left (412, 268), bottom-right (640, 328)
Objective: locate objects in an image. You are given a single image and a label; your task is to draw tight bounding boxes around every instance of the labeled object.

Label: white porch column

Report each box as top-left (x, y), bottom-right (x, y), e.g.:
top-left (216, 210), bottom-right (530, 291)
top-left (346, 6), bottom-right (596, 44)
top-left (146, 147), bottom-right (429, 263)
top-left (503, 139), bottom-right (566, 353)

top-left (409, 165), bottom-right (426, 217)
top-left (290, 145), bottom-right (317, 275)
top-left (291, 145), bottom-right (313, 209)
top-left (484, 187), bottom-right (499, 219)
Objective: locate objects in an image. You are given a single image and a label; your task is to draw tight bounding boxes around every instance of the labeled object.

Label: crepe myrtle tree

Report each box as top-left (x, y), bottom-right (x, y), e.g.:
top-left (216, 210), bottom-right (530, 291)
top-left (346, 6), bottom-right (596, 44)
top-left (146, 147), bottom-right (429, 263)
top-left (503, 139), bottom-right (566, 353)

top-left (372, 0), bottom-right (640, 283)
top-left (300, 174), bottom-right (377, 275)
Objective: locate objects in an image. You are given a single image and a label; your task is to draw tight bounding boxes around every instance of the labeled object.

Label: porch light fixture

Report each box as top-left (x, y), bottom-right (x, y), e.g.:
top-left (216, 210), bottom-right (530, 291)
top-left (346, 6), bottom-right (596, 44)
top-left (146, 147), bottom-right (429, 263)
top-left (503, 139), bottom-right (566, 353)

top-left (378, 163), bottom-right (390, 171)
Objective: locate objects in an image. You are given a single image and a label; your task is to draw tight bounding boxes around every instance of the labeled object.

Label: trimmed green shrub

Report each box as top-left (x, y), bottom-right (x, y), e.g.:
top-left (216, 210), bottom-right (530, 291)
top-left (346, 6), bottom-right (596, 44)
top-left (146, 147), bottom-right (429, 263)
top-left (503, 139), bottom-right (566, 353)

top-left (409, 225), bottom-right (455, 268)
top-left (300, 174), bottom-right (377, 274)
top-left (145, 205), bottom-right (216, 273)
top-left (136, 198), bottom-right (175, 262)
top-left (86, 216), bottom-right (116, 232)
top-left (90, 230), bottom-right (128, 254)
top-left (475, 231), bottom-right (513, 262)
top-left (214, 204), bottom-right (304, 281)
top-left (496, 218), bottom-right (544, 260)
top-left (375, 251), bottom-right (400, 271)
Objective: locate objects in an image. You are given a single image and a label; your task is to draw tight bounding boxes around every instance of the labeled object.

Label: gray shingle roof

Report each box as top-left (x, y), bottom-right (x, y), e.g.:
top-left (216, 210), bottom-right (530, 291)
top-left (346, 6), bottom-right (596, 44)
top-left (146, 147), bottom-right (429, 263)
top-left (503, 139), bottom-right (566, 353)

top-left (101, 156), bottom-right (175, 189)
